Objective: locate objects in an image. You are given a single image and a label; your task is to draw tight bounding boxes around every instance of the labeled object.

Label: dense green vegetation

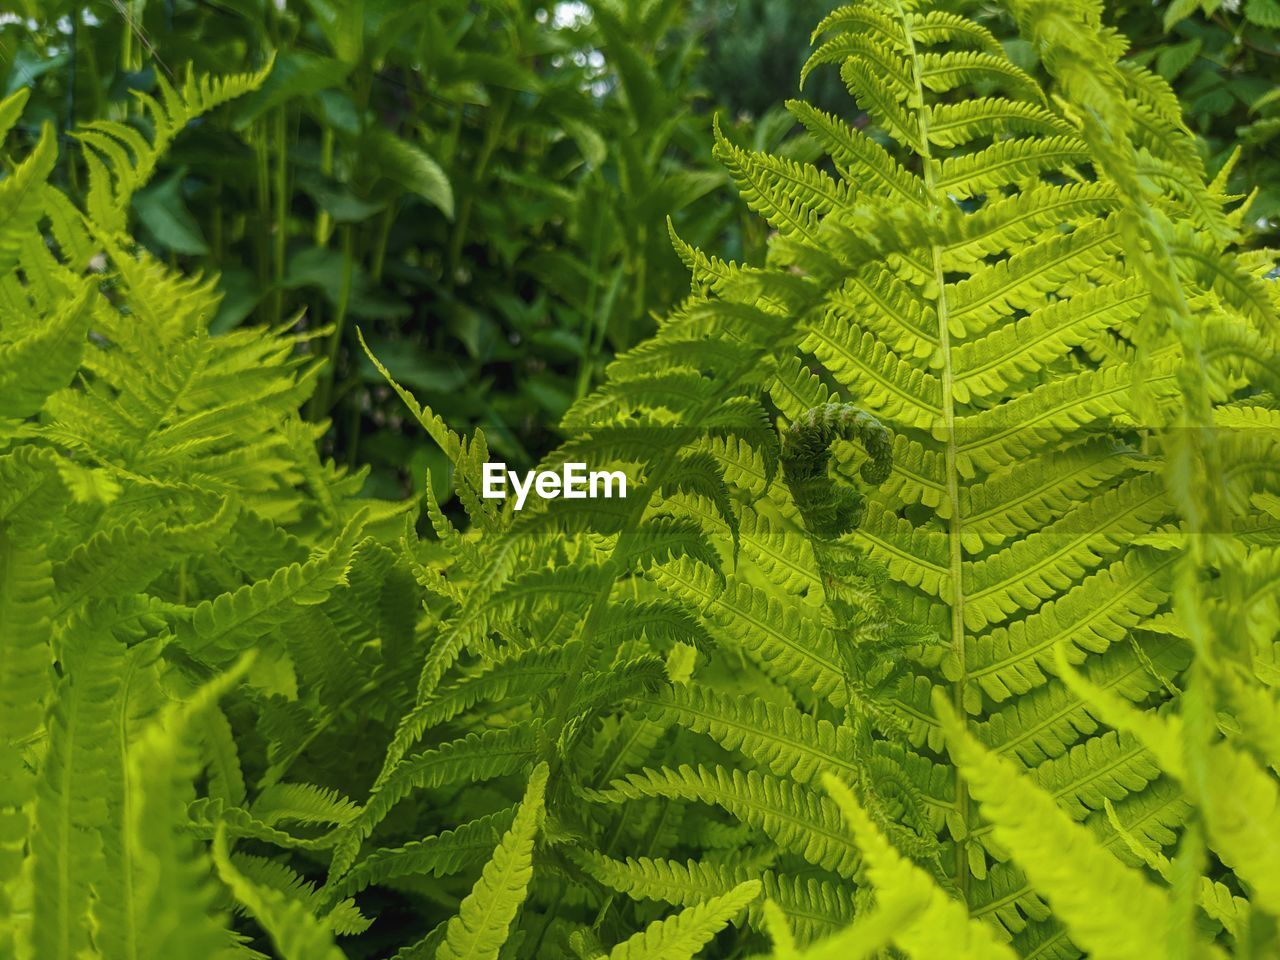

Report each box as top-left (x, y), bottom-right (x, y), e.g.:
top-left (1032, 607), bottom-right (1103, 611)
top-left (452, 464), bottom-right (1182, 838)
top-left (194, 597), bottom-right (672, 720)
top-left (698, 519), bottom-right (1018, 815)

top-left (2, 0), bottom-right (799, 495)
top-left (1, 1), bottom-right (1279, 959)
top-left (5, 0), bottom-right (1274, 493)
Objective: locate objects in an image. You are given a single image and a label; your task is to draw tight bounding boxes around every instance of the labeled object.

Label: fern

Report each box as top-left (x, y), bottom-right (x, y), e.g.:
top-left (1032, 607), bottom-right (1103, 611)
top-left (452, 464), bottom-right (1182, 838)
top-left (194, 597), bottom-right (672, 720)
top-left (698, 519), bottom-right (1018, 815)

top-left (434, 763), bottom-right (547, 960)
top-left (213, 824), bottom-right (348, 960)
top-left (595, 881), bottom-right (761, 960)
top-left (3, 1), bottom-right (1279, 958)
top-left (0, 62), bottom-right (414, 960)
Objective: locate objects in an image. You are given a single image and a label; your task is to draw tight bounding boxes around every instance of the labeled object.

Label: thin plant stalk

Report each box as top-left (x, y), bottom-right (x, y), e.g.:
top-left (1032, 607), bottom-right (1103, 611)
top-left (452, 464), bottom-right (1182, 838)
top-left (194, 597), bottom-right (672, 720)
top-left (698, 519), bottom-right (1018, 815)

top-left (310, 225), bottom-right (355, 422)
top-left (270, 106), bottom-right (288, 326)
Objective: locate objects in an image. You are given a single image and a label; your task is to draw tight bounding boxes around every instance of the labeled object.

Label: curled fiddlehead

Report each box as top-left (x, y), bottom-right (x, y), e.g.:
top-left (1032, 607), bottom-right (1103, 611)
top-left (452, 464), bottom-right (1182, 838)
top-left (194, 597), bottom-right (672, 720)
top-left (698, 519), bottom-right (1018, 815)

top-left (780, 402), bottom-right (894, 539)
top-left (781, 404), bottom-right (941, 862)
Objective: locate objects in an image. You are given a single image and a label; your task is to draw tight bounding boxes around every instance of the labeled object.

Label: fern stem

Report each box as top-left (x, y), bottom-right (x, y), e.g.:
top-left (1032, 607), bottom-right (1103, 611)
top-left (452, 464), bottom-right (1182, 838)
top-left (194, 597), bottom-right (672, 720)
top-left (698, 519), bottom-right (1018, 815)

top-left (316, 125), bottom-right (334, 247)
top-left (312, 226), bottom-right (355, 423)
top-left (448, 91), bottom-right (511, 283)
top-left (270, 106), bottom-right (288, 326)
top-left (211, 178), bottom-right (223, 264)
top-left (254, 119), bottom-right (270, 299)
top-left (893, 0), bottom-right (972, 899)
top-left (370, 201), bottom-right (396, 284)
top-left (575, 180), bottom-right (608, 400)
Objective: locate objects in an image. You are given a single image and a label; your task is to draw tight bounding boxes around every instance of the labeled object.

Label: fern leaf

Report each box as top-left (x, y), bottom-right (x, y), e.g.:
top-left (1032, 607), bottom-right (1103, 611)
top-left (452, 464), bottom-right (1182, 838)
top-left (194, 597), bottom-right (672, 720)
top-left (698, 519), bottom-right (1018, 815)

top-left (839, 58), bottom-right (925, 154)
top-left (653, 559), bottom-right (846, 707)
top-left (76, 61), bottom-right (271, 235)
top-left (213, 825), bottom-right (348, 960)
top-left (603, 880), bottom-right (760, 960)
top-left (822, 774), bottom-right (1016, 960)
top-left (329, 808), bottom-right (517, 902)
top-left (124, 658), bottom-right (251, 959)
top-left (181, 513), bottom-right (366, 662)
top-left (635, 686), bottom-right (857, 786)
top-left (0, 535), bottom-right (54, 948)
top-left (958, 443), bottom-right (1137, 552)
top-left (1060, 654), bottom-right (1280, 915)
top-left (802, 319), bottom-right (942, 430)
top-left (927, 98), bottom-right (1074, 149)
top-left (946, 218), bottom-right (1121, 338)
top-left (334, 722), bottom-right (543, 879)
top-left (575, 852), bottom-right (853, 945)
top-left (908, 11), bottom-right (1004, 54)
top-left (0, 279), bottom-right (95, 419)
top-left (585, 764), bottom-right (860, 878)
top-left (714, 124), bottom-right (848, 245)
top-left (0, 122), bottom-right (56, 276)
top-left (951, 279), bottom-right (1149, 402)
top-left (28, 629), bottom-right (118, 960)
top-left (920, 50), bottom-right (1041, 100)
top-left (954, 360), bottom-right (1182, 475)
top-left (936, 694), bottom-right (1183, 960)
top-left (964, 550), bottom-right (1175, 703)
top-left (786, 100), bottom-right (925, 208)
top-left (961, 475), bottom-right (1169, 631)
top-left (933, 136), bottom-right (1089, 199)
top-left (974, 636), bottom-right (1188, 765)
top-left (434, 763), bottom-right (547, 960)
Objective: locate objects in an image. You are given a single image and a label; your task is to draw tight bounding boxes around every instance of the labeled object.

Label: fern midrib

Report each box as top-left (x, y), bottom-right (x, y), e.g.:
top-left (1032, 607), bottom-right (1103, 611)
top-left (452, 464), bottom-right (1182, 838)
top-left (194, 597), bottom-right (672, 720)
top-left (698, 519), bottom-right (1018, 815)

top-left (46, 683), bottom-right (80, 960)
top-left (893, 0), bottom-right (971, 898)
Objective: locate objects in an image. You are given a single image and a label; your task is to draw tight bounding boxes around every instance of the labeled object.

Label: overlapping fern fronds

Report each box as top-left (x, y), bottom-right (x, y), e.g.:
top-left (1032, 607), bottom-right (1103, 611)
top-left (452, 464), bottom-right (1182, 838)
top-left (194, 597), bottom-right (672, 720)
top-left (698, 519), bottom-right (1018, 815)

top-left (3, 0), bottom-right (1279, 957)
top-left (0, 69), bottom-right (407, 959)
top-left (396, 0), bottom-right (1273, 954)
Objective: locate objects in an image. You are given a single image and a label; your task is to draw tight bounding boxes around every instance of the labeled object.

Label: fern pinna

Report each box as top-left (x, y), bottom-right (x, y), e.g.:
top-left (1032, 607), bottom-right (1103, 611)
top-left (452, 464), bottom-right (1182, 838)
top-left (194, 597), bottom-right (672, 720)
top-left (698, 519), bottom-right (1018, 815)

top-left (3, 1), bottom-right (1280, 959)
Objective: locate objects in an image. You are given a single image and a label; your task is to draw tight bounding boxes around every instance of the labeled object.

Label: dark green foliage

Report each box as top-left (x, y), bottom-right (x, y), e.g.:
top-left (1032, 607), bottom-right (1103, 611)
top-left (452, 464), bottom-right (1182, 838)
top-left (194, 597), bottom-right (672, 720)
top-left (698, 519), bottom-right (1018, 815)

top-left (1110, 0), bottom-right (1280, 243)
top-left (0, 0), bottom-right (775, 493)
top-left (690, 0), bottom-right (848, 119)
top-left (3, 1), bottom-right (1280, 959)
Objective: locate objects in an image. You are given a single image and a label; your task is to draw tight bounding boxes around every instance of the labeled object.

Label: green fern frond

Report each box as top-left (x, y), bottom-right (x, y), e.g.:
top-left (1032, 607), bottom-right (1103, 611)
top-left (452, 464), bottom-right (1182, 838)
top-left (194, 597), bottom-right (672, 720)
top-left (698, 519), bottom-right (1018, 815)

top-left (333, 722), bottom-right (543, 879)
top-left (123, 658), bottom-right (252, 959)
top-left (180, 513), bottom-right (366, 662)
top-left (434, 763), bottom-right (547, 960)
top-left (963, 550), bottom-right (1176, 703)
top-left (574, 851), bottom-right (853, 945)
top-left (936, 692), bottom-right (1195, 960)
top-left (0, 122), bottom-right (56, 277)
top-left (76, 61), bottom-right (271, 236)
top-left (599, 880), bottom-right (761, 960)
top-left (213, 826), bottom-right (348, 960)
top-left (822, 773), bottom-right (1016, 960)
top-left (585, 764), bottom-right (860, 878)
top-left (328, 807), bottom-right (517, 902)
top-left (634, 686), bottom-right (856, 787)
